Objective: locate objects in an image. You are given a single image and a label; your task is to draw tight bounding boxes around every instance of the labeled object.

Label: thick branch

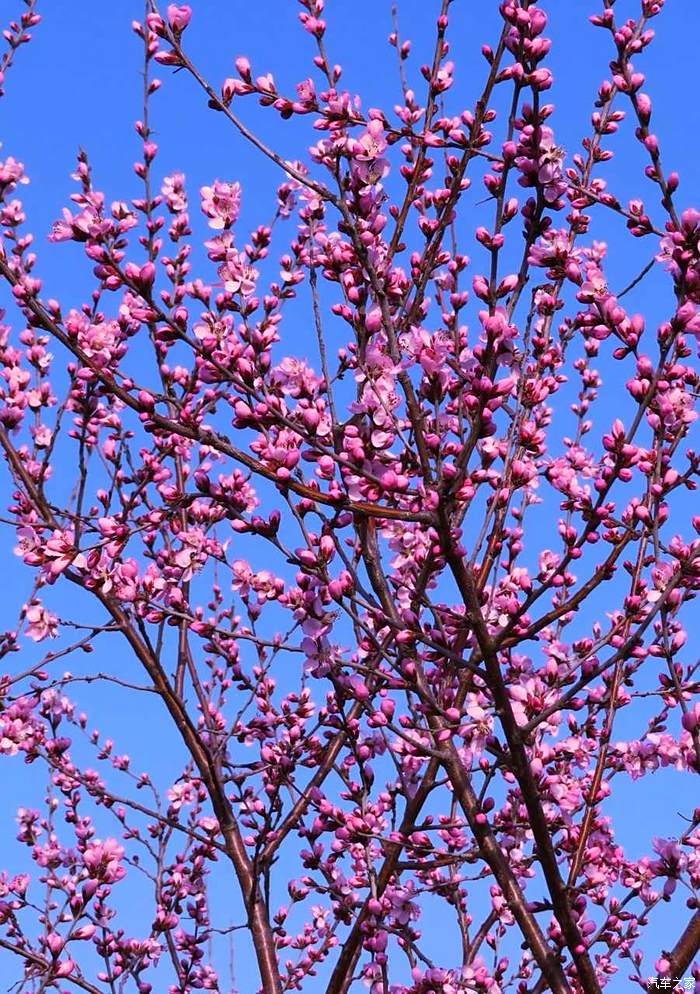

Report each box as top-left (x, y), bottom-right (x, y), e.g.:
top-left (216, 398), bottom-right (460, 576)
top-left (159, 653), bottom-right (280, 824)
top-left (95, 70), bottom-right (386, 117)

top-left (661, 910), bottom-right (700, 978)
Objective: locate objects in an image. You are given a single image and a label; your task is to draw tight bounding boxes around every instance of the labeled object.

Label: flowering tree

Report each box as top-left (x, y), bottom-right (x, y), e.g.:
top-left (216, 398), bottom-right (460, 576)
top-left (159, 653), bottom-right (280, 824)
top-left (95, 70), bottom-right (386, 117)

top-left (0, 0), bottom-right (699, 991)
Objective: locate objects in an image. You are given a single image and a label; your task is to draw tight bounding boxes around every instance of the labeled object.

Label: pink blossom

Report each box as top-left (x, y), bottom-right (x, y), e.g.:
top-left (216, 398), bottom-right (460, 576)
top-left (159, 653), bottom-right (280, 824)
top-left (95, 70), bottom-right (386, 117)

top-left (162, 172), bottom-right (187, 213)
top-left (23, 601), bottom-right (58, 642)
top-left (200, 180), bottom-right (241, 229)
top-left (218, 248), bottom-right (258, 295)
top-left (42, 530), bottom-right (87, 579)
top-left (82, 838), bottom-right (126, 884)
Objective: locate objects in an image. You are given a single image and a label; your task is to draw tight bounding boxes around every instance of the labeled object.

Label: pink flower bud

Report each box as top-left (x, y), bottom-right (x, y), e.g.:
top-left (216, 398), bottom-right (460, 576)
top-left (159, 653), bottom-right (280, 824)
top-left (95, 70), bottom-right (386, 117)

top-left (682, 709), bottom-right (699, 733)
top-left (166, 5), bottom-right (191, 33)
top-left (46, 933), bottom-right (64, 957)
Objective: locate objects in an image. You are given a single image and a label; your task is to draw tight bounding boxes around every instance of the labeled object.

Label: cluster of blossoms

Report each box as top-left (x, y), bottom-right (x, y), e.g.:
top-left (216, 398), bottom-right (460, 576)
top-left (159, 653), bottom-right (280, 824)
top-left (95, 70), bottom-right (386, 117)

top-left (0, 1), bottom-right (699, 993)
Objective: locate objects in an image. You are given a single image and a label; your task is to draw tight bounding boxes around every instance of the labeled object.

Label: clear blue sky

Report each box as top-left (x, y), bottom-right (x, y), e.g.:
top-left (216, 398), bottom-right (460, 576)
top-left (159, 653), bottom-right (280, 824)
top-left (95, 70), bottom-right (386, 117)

top-left (1, 1), bottom-right (699, 990)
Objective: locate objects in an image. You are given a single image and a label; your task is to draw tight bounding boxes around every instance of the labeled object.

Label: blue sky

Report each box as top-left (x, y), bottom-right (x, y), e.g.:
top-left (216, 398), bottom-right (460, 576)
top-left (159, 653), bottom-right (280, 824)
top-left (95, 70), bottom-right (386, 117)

top-left (1, 1), bottom-right (700, 990)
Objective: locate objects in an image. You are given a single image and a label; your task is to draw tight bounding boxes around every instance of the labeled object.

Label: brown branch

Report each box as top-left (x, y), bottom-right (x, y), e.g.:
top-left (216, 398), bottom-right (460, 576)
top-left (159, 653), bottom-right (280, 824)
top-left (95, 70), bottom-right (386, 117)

top-left (435, 735), bottom-right (571, 994)
top-left (0, 426), bottom-right (283, 994)
top-left (661, 910), bottom-right (700, 978)
top-left (324, 758), bottom-right (441, 994)
top-left (438, 508), bottom-right (602, 994)
top-left (346, 515), bottom-right (571, 994)
top-left (0, 257), bottom-right (431, 525)
top-left (0, 937), bottom-right (105, 994)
